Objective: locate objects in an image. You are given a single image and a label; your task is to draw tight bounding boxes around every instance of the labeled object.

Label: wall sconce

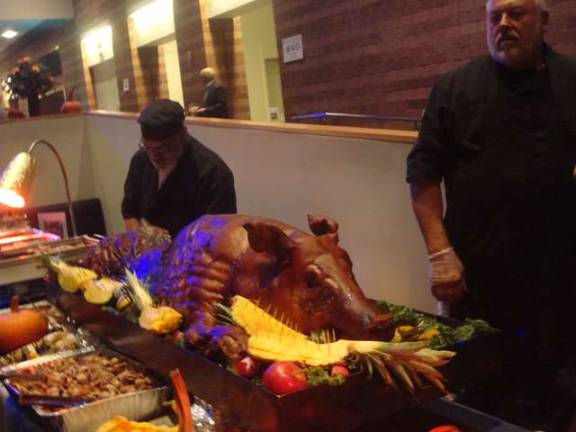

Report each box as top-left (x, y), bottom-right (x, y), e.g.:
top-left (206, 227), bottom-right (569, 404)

top-left (0, 140), bottom-right (78, 237)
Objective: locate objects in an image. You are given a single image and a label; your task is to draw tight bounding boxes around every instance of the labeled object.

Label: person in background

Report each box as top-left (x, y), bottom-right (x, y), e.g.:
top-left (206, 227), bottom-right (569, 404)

top-left (122, 99), bottom-right (236, 238)
top-left (188, 67), bottom-right (229, 119)
top-left (406, 0), bottom-right (576, 430)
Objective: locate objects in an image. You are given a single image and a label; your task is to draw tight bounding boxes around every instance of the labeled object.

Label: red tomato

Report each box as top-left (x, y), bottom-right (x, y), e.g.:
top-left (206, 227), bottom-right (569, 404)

top-left (331, 365), bottom-right (350, 379)
top-left (234, 356), bottom-right (258, 379)
top-left (262, 361), bottom-right (308, 394)
top-left (428, 426), bottom-right (462, 432)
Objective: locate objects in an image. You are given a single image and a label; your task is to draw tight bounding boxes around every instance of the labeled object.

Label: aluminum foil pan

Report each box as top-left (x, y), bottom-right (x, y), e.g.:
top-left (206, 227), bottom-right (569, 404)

top-left (1, 347), bottom-right (170, 432)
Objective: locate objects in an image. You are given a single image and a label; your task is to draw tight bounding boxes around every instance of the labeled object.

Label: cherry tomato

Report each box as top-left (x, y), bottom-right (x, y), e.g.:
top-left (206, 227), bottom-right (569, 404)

top-left (233, 356), bottom-right (258, 379)
top-left (331, 365), bottom-right (350, 379)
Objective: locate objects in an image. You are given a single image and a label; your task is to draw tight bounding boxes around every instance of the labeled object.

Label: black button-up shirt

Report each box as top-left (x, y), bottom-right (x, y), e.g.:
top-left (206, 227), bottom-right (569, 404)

top-left (407, 46), bottom-right (576, 265)
top-left (122, 134), bottom-right (237, 237)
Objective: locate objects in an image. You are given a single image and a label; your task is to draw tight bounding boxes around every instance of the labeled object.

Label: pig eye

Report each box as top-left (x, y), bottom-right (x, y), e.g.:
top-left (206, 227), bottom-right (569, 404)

top-left (305, 264), bottom-right (322, 288)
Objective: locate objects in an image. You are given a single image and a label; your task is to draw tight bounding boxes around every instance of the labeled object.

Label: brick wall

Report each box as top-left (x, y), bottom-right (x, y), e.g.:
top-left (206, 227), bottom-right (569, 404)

top-left (273, 0), bottom-right (576, 121)
top-left (1, 0), bottom-right (574, 121)
top-left (174, 0), bottom-right (207, 110)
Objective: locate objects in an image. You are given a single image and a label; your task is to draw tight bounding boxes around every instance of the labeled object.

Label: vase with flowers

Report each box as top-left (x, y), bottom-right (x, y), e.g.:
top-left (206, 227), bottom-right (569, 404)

top-left (3, 56), bottom-right (53, 117)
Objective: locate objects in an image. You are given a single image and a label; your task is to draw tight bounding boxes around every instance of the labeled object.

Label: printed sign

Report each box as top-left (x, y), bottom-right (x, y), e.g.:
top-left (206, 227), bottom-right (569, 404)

top-left (282, 34), bottom-right (303, 63)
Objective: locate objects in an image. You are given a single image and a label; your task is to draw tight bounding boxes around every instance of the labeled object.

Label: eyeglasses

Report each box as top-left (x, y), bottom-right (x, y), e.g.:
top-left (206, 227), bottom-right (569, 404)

top-left (138, 137), bottom-right (178, 154)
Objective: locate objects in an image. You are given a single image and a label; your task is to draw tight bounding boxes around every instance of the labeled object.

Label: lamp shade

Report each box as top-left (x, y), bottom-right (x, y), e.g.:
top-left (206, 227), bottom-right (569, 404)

top-left (0, 152), bottom-right (35, 208)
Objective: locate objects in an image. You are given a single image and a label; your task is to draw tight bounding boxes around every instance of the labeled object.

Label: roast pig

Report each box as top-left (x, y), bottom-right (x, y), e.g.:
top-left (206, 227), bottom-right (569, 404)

top-left (152, 214), bottom-right (392, 352)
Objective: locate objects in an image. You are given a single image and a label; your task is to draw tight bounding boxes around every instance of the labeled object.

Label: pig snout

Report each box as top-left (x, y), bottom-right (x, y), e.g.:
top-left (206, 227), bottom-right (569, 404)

top-left (368, 313), bottom-right (391, 330)
top-left (338, 306), bottom-right (393, 341)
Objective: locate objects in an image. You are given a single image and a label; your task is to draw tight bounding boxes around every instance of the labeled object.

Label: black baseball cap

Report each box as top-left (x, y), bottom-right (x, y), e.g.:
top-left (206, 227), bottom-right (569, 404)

top-left (138, 99), bottom-right (185, 140)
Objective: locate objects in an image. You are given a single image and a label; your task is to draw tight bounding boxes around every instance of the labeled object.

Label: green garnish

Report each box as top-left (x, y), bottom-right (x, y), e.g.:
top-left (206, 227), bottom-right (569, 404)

top-left (305, 366), bottom-right (345, 386)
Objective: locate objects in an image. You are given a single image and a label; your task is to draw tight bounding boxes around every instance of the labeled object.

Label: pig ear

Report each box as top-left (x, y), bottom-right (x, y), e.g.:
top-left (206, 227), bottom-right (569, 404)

top-left (307, 214), bottom-right (339, 242)
top-left (243, 222), bottom-right (294, 263)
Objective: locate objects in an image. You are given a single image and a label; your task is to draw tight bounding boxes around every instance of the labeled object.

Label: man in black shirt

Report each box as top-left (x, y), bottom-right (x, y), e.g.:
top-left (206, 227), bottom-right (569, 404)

top-left (407, 0), bottom-right (576, 429)
top-left (189, 67), bottom-right (229, 119)
top-left (122, 99), bottom-right (237, 237)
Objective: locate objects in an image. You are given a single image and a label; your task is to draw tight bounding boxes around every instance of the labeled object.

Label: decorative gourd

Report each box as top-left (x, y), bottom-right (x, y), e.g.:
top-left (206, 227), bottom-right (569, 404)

top-left (0, 296), bottom-right (48, 353)
top-left (60, 86), bottom-right (82, 114)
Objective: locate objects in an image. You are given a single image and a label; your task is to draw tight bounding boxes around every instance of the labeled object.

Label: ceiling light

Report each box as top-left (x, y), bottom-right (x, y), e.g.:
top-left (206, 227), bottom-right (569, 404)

top-left (130, 0), bottom-right (173, 31)
top-left (2, 30), bottom-right (19, 39)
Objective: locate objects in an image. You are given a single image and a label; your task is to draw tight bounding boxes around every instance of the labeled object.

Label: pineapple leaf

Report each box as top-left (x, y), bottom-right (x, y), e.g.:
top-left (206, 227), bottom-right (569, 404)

top-left (124, 268), bottom-right (154, 310)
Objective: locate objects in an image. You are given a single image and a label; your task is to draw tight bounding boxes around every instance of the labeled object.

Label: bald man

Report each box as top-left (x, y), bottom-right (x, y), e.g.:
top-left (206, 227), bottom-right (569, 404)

top-left (190, 67), bottom-right (229, 119)
top-left (407, 0), bottom-right (576, 429)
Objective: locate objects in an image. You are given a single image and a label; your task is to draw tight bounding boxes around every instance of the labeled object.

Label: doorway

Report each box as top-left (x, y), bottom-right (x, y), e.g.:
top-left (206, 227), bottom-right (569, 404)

top-left (207, 0), bottom-right (285, 122)
top-left (90, 59), bottom-right (120, 111)
top-left (128, 0), bottom-right (183, 108)
top-left (238, 1), bottom-right (284, 121)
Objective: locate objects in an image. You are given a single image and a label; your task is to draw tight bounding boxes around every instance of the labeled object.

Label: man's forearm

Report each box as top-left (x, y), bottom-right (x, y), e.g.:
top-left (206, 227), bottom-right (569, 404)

top-left (410, 180), bottom-right (452, 255)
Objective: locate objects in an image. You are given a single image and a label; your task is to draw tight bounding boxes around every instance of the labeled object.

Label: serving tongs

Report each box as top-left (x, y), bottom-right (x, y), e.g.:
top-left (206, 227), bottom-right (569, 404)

top-left (1, 372), bottom-right (46, 381)
top-left (18, 394), bottom-right (87, 407)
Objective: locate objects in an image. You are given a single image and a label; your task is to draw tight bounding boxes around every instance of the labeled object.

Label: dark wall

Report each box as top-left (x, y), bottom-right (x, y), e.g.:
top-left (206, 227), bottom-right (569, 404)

top-left (273, 0), bottom-right (576, 120)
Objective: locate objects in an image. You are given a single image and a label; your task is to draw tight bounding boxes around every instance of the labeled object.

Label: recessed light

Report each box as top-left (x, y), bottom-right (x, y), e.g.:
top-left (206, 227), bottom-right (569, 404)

top-left (2, 30), bottom-right (18, 39)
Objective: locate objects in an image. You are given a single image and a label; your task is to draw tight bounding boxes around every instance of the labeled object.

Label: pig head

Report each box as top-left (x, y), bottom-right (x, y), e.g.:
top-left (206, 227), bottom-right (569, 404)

top-left (237, 214), bottom-right (392, 341)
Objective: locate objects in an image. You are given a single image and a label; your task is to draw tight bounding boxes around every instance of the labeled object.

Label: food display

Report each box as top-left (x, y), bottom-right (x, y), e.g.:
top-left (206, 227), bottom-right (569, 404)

top-left (48, 215), bottom-right (471, 392)
top-left (39, 213), bottom-right (497, 431)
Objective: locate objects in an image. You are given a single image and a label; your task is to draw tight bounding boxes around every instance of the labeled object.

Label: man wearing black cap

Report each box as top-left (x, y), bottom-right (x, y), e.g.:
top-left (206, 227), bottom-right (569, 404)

top-left (122, 99), bottom-right (236, 237)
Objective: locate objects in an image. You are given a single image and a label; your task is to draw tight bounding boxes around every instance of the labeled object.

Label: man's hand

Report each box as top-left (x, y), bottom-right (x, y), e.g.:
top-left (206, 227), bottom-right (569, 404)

top-left (187, 105), bottom-right (201, 116)
top-left (188, 105), bottom-right (206, 116)
top-left (429, 247), bottom-right (466, 303)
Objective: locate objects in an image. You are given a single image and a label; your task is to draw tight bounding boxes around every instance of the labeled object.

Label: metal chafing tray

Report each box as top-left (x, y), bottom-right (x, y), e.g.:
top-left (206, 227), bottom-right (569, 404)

top-left (46, 284), bottom-right (502, 432)
top-left (0, 235), bottom-right (99, 286)
top-left (0, 346), bottom-right (170, 432)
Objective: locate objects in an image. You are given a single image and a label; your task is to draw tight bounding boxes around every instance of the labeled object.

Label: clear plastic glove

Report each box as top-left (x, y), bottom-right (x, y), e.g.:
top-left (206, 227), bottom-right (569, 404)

top-left (429, 247), bottom-right (466, 303)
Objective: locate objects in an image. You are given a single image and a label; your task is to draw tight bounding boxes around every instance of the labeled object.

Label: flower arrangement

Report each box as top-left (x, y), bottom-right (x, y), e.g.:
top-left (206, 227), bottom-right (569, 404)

top-left (3, 56), bottom-right (53, 101)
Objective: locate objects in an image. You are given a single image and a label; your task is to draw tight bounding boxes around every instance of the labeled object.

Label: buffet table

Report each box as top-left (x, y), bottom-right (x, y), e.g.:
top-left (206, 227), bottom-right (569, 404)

top-left (0, 384), bottom-right (531, 432)
top-left (0, 283), bottom-right (529, 432)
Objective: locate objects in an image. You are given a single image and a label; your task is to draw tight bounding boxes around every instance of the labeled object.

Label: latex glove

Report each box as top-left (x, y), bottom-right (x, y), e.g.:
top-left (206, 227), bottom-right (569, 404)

top-left (429, 247), bottom-right (466, 303)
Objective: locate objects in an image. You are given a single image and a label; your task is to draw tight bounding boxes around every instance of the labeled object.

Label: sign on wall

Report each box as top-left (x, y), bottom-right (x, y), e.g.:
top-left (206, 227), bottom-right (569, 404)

top-left (282, 34), bottom-right (303, 63)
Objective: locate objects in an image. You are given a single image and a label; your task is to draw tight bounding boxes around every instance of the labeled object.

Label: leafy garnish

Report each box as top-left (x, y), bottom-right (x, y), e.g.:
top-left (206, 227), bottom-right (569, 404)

top-left (377, 300), bottom-right (496, 349)
top-left (305, 366), bottom-right (345, 386)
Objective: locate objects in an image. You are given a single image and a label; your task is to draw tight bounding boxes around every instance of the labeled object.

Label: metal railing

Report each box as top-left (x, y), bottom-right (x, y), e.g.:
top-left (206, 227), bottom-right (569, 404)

top-left (290, 112), bottom-right (421, 130)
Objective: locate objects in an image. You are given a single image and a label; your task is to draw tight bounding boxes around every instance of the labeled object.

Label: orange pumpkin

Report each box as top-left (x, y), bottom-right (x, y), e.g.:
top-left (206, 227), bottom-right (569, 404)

top-left (0, 296), bottom-right (48, 353)
top-left (60, 86), bottom-right (83, 114)
top-left (60, 100), bottom-right (82, 114)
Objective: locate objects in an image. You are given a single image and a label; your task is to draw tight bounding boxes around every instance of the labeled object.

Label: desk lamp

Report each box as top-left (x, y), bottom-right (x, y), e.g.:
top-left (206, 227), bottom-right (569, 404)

top-left (0, 139), bottom-right (78, 237)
